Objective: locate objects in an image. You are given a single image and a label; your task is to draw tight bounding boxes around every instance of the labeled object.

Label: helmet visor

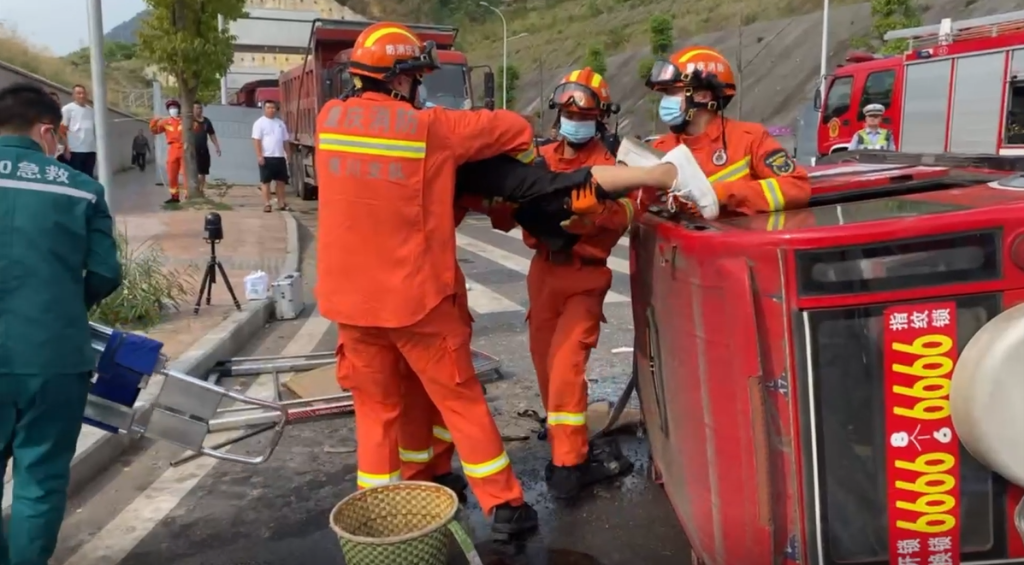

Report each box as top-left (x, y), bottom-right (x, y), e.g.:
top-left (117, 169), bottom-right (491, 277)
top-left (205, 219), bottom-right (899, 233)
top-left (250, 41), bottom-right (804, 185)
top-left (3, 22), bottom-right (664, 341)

top-left (550, 82), bottom-right (602, 113)
top-left (645, 60), bottom-right (686, 90)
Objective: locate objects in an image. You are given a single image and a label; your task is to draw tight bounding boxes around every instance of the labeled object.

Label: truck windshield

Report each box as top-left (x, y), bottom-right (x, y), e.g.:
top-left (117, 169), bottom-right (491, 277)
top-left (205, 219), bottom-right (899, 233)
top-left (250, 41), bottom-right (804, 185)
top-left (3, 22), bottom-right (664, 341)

top-left (422, 64), bottom-right (470, 109)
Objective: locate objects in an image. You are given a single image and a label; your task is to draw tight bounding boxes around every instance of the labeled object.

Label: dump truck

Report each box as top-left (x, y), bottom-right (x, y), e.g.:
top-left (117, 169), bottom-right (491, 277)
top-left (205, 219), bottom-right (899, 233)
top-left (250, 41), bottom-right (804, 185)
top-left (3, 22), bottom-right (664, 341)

top-left (279, 19), bottom-right (495, 200)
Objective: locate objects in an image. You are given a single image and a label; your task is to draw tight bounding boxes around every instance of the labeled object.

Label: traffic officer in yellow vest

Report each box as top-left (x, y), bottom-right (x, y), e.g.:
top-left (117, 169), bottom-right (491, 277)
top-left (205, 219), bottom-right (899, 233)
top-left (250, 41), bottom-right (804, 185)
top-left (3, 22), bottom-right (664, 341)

top-left (0, 83), bottom-right (121, 565)
top-left (849, 103), bottom-right (895, 151)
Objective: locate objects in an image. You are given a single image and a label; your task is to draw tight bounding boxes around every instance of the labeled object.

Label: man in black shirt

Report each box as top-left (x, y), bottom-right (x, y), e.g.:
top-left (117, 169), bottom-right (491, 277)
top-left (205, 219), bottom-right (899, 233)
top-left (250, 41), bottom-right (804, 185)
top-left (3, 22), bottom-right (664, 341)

top-left (192, 103), bottom-right (221, 194)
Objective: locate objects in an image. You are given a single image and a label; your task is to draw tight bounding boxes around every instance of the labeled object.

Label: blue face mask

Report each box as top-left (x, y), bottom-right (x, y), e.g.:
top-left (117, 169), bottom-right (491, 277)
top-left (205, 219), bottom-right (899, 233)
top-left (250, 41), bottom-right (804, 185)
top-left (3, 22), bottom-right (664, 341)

top-left (559, 117), bottom-right (596, 143)
top-left (658, 95), bottom-right (685, 126)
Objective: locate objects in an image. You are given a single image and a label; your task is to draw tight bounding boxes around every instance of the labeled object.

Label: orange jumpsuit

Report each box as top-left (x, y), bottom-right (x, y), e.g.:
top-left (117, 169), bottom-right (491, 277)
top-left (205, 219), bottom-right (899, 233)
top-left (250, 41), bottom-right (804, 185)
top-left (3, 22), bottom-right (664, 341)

top-left (524, 138), bottom-right (642, 467)
top-left (649, 117), bottom-right (810, 215)
top-left (316, 92), bottom-right (534, 514)
top-left (396, 195), bottom-right (516, 483)
top-left (149, 116), bottom-right (186, 197)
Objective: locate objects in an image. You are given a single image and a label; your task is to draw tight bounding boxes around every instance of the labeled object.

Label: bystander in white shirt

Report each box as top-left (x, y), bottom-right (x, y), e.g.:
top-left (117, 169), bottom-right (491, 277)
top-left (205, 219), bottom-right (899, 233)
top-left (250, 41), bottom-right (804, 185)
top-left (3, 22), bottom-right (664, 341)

top-left (251, 116), bottom-right (290, 157)
top-left (61, 101), bottom-right (96, 153)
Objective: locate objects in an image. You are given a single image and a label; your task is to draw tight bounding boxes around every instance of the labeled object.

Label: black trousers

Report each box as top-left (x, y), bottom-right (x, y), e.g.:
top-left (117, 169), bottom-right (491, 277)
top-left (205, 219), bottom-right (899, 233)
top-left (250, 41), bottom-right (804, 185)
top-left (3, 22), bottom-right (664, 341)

top-left (68, 152), bottom-right (97, 178)
top-left (131, 151), bottom-right (147, 172)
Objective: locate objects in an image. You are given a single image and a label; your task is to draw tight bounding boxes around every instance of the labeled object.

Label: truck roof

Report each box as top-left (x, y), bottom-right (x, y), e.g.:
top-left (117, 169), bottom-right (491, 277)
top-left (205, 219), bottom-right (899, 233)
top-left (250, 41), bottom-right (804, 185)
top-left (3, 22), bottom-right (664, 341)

top-left (312, 18), bottom-right (459, 48)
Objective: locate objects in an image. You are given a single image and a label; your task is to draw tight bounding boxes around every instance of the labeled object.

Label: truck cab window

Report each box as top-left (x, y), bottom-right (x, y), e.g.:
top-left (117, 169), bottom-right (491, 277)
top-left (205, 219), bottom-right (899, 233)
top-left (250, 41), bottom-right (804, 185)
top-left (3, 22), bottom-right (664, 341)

top-left (1005, 78), bottom-right (1024, 146)
top-left (823, 76), bottom-right (853, 123)
top-left (858, 70), bottom-right (895, 120)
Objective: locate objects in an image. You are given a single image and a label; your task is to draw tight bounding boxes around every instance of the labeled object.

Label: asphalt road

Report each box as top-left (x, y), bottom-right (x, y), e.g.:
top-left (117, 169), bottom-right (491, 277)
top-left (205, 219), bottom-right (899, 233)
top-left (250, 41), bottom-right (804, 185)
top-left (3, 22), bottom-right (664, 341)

top-left (49, 204), bottom-right (692, 565)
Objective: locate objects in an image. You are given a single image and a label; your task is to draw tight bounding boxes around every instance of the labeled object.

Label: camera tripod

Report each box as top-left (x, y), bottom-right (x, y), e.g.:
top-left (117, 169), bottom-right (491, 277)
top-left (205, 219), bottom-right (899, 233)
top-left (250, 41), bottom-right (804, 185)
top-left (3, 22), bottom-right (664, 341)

top-left (194, 239), bottom-right (242, 315)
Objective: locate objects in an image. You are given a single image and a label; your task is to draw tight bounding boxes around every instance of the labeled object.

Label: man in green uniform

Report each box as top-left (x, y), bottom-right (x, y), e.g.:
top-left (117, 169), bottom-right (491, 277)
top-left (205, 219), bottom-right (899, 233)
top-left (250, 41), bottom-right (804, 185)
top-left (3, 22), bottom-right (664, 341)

top-left (0, 83), bottom-right (121, 565)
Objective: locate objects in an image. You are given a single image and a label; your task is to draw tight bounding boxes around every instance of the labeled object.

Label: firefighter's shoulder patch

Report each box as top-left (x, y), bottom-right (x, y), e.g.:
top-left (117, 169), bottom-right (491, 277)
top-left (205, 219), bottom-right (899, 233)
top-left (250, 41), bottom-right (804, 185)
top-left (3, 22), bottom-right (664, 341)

top-left (763, 149), bottom-right (796, 176)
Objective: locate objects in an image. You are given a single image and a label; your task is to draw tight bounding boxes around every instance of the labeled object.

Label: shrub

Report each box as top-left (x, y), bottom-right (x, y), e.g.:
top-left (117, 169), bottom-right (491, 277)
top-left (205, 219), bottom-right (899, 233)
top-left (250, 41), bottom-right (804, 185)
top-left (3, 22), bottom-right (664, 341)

top-left (90, 229), bottom-right (199, 329)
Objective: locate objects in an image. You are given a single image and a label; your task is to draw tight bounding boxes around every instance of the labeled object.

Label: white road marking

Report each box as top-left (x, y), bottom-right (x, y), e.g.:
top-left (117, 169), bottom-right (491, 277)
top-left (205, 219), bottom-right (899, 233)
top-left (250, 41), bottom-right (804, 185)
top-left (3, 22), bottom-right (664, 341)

top-left (464, 277), bottom-right (523, 314)
top-left (63, 312), bottom-right (332, 565)
top-left (456, 233), bottom-right (629, 303)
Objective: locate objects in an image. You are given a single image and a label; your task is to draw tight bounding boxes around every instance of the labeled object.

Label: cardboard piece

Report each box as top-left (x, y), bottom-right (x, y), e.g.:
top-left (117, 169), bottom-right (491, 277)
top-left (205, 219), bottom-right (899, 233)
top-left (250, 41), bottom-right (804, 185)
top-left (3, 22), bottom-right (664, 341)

top-left (586, 400), bottom-right (643, 437)
top-left (282, 363), bottom-right (344, 398)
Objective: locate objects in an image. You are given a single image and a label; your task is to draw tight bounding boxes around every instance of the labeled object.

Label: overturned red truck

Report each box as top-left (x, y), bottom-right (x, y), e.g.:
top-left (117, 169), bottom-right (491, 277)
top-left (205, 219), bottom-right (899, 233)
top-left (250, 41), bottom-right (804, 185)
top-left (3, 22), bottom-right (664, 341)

top-left (630, 150), bottom-right (1024, 564)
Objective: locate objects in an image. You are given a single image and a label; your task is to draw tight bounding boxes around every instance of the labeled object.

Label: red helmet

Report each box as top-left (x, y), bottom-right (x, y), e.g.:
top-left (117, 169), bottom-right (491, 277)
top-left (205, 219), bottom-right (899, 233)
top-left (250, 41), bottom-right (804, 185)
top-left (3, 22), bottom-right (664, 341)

top-left (165, 99), bottom-right (181, 109)
top-left (349, 22), bottom-right (439, 80)
top-left (548, 67), bottom-right (619, 117)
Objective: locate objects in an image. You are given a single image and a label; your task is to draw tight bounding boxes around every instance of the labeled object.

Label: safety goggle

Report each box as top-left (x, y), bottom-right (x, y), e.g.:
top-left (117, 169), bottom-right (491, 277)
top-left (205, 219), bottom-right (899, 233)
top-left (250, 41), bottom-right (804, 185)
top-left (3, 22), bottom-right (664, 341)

top-left (549, 83), bottom-right (604, 113)
top-left (645, 60), bottom-right (690, 90)
top-left (394, 40), bottom-right (440, 76)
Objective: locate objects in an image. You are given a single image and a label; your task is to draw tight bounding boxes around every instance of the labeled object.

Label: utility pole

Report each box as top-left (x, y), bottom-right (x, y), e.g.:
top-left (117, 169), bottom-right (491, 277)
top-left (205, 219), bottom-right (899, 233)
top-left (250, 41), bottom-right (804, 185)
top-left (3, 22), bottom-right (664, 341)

top-left (819, 0), bottom-right (830, 102)
top-left (86, 0), bottom-right (113, 208)
top-left (219, 14), bottom-right (228, 104)
top-left (737, 3), bottom-right (745, 119)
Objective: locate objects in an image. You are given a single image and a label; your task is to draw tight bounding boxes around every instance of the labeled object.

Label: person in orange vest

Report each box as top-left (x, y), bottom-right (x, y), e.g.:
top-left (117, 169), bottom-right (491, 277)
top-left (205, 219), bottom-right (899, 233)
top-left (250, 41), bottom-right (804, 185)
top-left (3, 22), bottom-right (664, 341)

top-left (149, 99), bottom-right (187, 204)
top-left (517, 67), bottom-right (643, 500)
top-left (645, 46), bottom-right (810, 217)
top-left (314, 21), bottom-right (544, 538)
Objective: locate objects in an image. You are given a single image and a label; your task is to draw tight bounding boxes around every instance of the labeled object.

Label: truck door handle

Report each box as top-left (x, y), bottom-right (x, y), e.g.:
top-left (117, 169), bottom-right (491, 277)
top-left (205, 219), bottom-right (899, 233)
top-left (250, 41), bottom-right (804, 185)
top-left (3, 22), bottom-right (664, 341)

top-left (841, 119), bottom-right (850, 126)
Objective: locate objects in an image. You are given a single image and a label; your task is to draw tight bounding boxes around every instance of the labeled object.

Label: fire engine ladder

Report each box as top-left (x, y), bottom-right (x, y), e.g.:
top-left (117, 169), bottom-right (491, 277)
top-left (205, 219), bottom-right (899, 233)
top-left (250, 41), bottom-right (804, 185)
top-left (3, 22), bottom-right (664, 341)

top-left (884, 10), bottom-right (1024, 50)
top-left (84, 323), bottom-right (288, 465)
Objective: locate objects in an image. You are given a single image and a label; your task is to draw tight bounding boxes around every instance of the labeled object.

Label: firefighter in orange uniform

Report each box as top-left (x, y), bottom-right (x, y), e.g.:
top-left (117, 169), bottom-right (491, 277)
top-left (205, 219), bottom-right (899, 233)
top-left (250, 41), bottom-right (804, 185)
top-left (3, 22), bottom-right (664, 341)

top-left (524, 67), bottom-right (639, 499)
top-left (149, 99), bottom-right (187, 204)
top-left (645, 46), bottom-right (810, 216)
top-left (315, 22), bottom-right (539, 537)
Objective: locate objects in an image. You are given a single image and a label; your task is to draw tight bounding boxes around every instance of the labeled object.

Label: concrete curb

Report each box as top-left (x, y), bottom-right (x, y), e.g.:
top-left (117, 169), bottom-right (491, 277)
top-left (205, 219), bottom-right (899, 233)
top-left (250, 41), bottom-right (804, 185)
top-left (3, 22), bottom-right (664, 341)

top-left (2, 209), bottom-right (301, 517)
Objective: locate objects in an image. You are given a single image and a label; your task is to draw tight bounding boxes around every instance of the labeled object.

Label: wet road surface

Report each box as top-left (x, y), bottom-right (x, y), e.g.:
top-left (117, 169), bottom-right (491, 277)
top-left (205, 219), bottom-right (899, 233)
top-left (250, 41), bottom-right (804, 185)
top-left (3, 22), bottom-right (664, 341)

top-left (51, 206), bottom-right (692, 564)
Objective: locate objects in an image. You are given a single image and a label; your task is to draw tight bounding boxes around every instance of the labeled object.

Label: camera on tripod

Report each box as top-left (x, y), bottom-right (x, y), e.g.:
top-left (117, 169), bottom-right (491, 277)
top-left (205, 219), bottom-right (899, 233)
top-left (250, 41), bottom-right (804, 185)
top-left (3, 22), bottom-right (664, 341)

top-left (194, 212), bottom-right (241, 314)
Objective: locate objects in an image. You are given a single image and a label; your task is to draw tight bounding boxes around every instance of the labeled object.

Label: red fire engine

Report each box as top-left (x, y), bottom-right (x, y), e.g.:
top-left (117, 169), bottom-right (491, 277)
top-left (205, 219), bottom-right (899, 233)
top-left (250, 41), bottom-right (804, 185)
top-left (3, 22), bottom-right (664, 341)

top-left (630, 151), bottom-right (1024, 565)
top-left (815, 10), bottom-right (1024, 157)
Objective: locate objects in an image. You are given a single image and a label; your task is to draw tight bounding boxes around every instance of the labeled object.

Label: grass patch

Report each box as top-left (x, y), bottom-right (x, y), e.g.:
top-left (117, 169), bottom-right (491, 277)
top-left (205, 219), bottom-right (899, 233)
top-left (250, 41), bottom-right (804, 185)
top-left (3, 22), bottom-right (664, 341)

top-left (89, 228), bottom-right (198, 329)
top-left (162, 197), bottom-right (233, 211)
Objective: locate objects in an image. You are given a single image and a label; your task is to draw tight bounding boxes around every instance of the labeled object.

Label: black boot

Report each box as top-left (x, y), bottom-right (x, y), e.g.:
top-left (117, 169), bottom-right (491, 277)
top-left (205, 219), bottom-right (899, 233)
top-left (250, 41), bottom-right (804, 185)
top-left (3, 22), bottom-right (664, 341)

top-left (164, 195), bottom-right (179, 205)
top-left (491, 501), bottom-right (539, 540)
top-left (546, 440), bottom-right (634, 500)
top-left (432, 472), bottom-right (468, 504)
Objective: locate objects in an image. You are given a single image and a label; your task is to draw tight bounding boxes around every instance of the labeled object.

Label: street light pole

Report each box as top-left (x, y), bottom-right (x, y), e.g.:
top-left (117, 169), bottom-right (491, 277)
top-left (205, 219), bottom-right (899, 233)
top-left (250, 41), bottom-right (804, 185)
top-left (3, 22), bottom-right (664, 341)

top-left (480, 2), bottom-right (508, 109)
top-left (86, 0), bottom-right (113, 208)
top-left (819, 0), bottom-right (830, 99)
top-left (219, 14), bottom-right (228, 104)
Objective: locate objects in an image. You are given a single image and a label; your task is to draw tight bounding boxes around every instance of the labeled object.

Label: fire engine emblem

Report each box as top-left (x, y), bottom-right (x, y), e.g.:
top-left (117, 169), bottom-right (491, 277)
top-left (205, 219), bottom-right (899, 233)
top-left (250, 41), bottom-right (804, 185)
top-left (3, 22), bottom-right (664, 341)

top-left (764, 149), bottom-right (796, 176)
top-left (712, 148), bottom-right (727, 166)
top-left (828, 118), bottom-right (840, 138)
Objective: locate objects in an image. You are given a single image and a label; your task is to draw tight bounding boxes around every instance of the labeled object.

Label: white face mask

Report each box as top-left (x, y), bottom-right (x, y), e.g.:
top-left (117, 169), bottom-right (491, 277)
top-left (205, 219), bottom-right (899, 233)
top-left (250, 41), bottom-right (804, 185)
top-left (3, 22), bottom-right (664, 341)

top-left (169, 108), bottom-right (180, 117)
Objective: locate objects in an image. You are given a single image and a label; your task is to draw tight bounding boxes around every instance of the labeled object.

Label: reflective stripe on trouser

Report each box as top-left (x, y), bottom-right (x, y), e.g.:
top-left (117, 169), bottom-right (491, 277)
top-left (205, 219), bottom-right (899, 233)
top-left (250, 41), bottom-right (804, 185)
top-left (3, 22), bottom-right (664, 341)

top-left (340, 297), bottom-right (523, 514)
top-left (526, 253), bottom-right (611, 467)
top-left (0, 373), bottom-right (91, 565)
top-left (399, 376), bottom-right (456, 481)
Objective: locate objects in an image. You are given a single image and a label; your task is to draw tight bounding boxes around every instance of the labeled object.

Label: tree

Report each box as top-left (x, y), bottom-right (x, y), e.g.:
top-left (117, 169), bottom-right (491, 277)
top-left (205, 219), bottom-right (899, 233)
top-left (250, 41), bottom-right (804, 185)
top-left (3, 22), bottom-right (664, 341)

top-left (648, 14), bottom-right (674, 57)
top-left (870, 0), bottom-right (921, 54)
top-left (498, 64), bottom-right (520, 109)
top-left (582, 44), bottom-right (607, 76)
top-left (637, 56), bottom-right (655, 82)
top-left (136, 0), bottom-right (246, 199)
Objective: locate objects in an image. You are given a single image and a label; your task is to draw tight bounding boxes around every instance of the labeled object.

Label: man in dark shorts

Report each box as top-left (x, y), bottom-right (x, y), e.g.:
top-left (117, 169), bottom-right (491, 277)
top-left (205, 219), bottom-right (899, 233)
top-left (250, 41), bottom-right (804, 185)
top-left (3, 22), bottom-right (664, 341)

top-left (251, 100), bottom-right (292, 212)
top-left (192, 103), bottom-right (221, 194)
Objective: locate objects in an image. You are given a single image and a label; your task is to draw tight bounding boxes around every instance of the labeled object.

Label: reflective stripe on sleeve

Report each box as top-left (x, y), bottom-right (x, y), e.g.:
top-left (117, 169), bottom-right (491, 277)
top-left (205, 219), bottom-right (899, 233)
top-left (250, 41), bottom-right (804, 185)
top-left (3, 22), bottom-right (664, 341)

top-left (433, 425), bottom-right (452, 443)
top-left (617, 197), bottom-right (636, 224)
top-left (515, 144), bottom-right (536, 164)
top-left (399, 447), bottom-right (433, 463)
top-left (317, 133), bottom-right (426, 159)
top-left (707, 157), bottom-right (750, 183)
top-left (356, 470), bottom-right (401, 489)
top-left (547, 411), bottom-right (587, 426)
top-left (758, 178), bottom-right (785, 212)
top-left (462, 451), bottom-right (511, 479)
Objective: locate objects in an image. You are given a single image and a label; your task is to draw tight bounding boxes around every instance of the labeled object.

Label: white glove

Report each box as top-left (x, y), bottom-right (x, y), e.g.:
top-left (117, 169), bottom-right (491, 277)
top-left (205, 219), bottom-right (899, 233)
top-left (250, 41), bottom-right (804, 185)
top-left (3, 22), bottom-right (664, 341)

top-left (660, 144), bottom-right (720, 220)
